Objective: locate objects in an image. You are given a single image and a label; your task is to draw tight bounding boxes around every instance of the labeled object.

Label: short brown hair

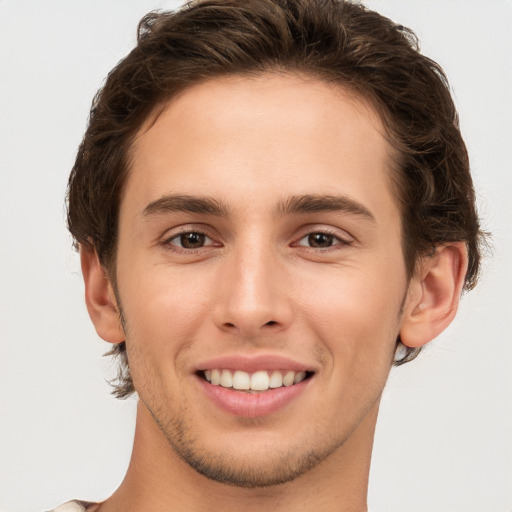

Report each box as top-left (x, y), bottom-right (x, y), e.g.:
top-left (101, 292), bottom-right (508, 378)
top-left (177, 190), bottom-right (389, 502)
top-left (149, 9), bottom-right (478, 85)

top-left (67, 0), bottom-right (485, 398)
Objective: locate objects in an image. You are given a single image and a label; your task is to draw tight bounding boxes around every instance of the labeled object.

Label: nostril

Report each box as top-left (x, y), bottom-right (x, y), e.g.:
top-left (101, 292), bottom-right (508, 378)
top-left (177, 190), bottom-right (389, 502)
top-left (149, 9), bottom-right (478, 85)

top-left (219, 319), bottom-right (281, 332)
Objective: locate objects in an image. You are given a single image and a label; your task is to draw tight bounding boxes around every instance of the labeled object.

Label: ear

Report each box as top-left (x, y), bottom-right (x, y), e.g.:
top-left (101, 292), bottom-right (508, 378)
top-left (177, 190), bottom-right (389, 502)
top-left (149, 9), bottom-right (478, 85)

top-left (80, 244), bottom-right (125, 344)
top-left (400, 242), bottom-right (468, 348)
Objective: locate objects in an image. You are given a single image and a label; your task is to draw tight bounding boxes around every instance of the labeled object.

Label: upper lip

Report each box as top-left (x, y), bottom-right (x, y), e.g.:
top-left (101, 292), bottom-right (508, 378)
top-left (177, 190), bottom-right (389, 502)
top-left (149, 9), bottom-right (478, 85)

top-left (195, 353), bottom-right (316, 373)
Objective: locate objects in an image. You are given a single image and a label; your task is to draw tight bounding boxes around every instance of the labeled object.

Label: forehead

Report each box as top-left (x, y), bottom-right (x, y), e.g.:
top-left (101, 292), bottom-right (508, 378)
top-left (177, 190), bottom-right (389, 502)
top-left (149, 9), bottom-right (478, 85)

top-left (124, 73), bottom-right (399, 223)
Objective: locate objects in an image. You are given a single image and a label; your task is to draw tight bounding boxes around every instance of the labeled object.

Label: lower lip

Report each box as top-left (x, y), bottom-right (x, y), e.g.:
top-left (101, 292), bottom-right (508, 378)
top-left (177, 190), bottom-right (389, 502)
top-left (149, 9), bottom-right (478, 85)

top-left (197, 376), bottom-right (311, 418)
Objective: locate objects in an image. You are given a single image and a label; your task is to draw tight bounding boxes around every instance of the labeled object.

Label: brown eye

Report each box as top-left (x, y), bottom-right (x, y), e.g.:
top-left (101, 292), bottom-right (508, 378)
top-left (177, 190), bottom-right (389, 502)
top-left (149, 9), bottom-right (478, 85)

top-left (295, 231), bottom-right (351, 250)
top-left (168, 232), bottom-right (211, 249)
top-left (180, 232), bottom-right (205, 248)
top-left (307, 233), bottom-right (334, 248)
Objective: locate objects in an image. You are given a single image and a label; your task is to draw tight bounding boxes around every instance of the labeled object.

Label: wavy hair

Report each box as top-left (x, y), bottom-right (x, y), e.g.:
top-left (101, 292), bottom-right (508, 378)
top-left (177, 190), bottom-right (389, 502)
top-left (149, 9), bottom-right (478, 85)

top-left (67, 0), bottom-right (485, 398)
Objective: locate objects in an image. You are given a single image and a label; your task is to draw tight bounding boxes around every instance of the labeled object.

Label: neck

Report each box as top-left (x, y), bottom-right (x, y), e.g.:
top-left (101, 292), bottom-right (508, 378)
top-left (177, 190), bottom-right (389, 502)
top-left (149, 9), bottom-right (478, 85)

top-left (99, 400), bottom-right (379, 512)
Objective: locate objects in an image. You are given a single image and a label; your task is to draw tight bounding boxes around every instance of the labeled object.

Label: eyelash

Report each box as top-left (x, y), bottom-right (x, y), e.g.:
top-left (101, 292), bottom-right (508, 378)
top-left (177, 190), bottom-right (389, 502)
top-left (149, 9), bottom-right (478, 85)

top-left (292, 230), bottom-right (353, 252)
top-left (162, 229), bottom-right (218, 253)
top-left (161, 228), bottom-right (353, 253)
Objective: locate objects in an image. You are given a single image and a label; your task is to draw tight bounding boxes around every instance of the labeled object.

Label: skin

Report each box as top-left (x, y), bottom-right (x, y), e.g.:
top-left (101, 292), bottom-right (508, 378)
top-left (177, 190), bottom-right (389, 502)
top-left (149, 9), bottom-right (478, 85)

top-left (82, 73), bottom-right (468, 512)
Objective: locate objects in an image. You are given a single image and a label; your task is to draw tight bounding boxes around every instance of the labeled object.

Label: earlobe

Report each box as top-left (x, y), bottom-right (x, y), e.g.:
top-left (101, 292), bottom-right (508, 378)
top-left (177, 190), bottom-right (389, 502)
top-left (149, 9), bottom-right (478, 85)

top-left (400, 242), bottom-right (468, 348)
top-left (80, 245), bottom-right (125, 344)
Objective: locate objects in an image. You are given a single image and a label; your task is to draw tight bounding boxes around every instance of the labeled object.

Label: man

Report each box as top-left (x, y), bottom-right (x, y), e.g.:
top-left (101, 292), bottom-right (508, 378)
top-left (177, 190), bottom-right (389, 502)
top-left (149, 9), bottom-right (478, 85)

top-left (57, 0), bottom-right (483, 510)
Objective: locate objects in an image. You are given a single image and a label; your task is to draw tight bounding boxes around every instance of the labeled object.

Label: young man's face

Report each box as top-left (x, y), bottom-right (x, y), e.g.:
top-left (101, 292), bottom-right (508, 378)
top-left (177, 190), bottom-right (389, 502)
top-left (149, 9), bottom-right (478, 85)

top-left (112, 73), bottom-right (410, 486)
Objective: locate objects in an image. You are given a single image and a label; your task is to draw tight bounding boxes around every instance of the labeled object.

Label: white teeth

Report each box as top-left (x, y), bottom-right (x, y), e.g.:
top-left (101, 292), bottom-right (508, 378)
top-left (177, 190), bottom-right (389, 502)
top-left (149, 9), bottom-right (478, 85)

top-left (269, 370), bottom-right (283, 388)
top-left (220, 369), bottom-right (233, 388)
top-left (283, 371), bottom-right (295, 387)
top-left (203, 369), bottom-right (309, 390)
top-left (232, 370), bottom-right (251, 390)
top-left (211, 369), bottom-right (221, 385)
top-left (251, 371), bottom-right (270, 391)
top-left (294, 371), bottom-right (306, 384)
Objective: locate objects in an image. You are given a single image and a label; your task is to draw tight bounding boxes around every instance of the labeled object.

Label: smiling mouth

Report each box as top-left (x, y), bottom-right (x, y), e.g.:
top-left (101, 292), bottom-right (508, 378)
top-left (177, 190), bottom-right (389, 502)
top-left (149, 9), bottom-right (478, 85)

top-left (199, 369), bottom-right (314, 392)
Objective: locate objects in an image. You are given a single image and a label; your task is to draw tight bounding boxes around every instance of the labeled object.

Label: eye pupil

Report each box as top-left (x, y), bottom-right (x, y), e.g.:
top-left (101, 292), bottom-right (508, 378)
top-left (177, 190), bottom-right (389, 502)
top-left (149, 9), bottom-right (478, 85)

top-left (308, 233), bottom-right (334, 248)
top-left (181, 232), bottom-right (205, 248)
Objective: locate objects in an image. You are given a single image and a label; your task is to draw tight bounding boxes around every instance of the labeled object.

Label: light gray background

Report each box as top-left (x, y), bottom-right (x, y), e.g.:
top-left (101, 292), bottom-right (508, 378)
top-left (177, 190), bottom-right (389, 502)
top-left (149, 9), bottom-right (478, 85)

top-left (1, 1), bottom-right (511, 511)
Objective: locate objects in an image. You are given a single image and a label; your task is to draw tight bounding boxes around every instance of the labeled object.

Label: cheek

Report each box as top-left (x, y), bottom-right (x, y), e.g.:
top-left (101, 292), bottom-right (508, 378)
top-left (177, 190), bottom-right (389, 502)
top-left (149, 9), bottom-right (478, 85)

top-left (304, 262), bottom-right (404, 314)
top-left (117, 266), bottom-right (213, 360)
top-left (294, 271), bottom-right (401, 434)
top-left (295, 264), bottom-right (404, 357)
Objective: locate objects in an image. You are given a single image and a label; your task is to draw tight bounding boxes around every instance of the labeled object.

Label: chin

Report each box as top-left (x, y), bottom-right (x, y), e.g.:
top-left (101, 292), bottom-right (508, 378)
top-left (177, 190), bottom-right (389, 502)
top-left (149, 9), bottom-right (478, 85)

top-left (173, 440), bottom-right (340, 488)
top-left (155, 409), bottom-right (344, 488)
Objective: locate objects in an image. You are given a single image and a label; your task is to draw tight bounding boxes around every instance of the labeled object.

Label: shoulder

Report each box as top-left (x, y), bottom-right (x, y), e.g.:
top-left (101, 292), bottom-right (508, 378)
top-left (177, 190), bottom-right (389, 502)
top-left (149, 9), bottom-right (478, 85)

top-left (45, 501), bottom-right (98, 512)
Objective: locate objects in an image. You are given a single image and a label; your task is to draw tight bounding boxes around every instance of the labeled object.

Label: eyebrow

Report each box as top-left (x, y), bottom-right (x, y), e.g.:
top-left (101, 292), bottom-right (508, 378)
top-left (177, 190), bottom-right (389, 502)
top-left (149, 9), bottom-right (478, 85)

top-left (142, 193), bottom-right (375, 222)
top-left (143, 194), bottom-right (229, 217)
top-left (275, 194), bottom-right (376, 222)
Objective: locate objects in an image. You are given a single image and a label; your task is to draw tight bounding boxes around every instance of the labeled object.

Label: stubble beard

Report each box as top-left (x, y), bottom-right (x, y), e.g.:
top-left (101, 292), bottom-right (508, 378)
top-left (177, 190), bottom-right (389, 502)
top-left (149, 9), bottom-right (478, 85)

top-left (142, 395), bottom-right (346, 488)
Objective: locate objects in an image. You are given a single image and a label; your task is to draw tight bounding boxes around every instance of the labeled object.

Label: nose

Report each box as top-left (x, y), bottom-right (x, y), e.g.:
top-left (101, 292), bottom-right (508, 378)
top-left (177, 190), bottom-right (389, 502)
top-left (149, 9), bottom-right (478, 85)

top-left (213, 244), bottom-right (293, 338)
